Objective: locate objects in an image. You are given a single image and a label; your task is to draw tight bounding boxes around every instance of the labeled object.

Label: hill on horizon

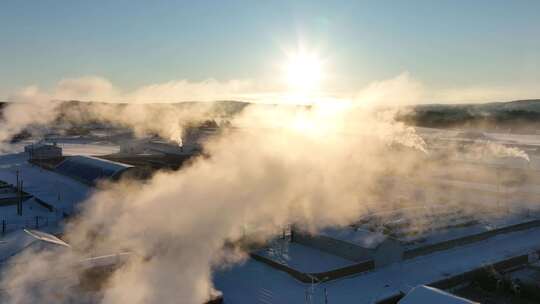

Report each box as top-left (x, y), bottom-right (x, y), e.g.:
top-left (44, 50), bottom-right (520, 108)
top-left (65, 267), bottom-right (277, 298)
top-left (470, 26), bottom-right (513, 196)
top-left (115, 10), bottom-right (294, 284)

top-left (2, 98), bottom-right (540, 133)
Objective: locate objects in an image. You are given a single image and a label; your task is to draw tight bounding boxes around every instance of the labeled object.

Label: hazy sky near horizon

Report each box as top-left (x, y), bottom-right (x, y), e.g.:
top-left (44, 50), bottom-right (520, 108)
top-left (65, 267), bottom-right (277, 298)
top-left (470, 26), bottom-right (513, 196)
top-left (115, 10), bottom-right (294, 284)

top-left (1, 0), bottom-right (539, 103)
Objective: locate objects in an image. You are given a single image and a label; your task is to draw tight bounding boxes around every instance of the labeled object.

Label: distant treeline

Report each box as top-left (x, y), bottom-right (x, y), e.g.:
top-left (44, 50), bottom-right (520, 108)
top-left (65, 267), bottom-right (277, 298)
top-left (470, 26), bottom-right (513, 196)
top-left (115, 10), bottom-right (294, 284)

top-left (396, 99), bottom-right (540, 132)
top-left (2, 99), bottom-right (540, 134)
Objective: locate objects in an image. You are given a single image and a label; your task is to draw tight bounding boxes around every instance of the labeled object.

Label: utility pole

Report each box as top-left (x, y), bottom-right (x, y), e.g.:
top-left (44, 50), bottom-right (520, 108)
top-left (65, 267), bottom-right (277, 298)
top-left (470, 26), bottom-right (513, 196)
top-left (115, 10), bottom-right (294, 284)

top-left (324, 288), bottom-right (328, 304)
top-left (496, 167), bottom-right (501, 212)
top-left (17, 179), bottom-right (20, 216)
top-left (17, 180), bottom-right (23, 216)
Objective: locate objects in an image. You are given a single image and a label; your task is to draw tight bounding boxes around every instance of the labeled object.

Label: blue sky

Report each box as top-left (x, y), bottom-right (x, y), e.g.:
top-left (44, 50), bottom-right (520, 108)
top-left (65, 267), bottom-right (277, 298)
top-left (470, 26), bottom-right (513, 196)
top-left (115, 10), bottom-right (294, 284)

top-left (1, 0), bottom-right (539, 102)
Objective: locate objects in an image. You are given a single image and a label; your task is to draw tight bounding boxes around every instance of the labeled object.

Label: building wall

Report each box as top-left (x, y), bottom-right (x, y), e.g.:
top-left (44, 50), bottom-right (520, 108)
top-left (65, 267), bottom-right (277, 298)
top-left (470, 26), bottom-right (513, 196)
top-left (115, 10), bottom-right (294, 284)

top-left (374, 239), bottom-right (404, 268)
top-left (26, 145), bottom-right (62, 160)
top-left (119, 141), bottom-right (144, 154)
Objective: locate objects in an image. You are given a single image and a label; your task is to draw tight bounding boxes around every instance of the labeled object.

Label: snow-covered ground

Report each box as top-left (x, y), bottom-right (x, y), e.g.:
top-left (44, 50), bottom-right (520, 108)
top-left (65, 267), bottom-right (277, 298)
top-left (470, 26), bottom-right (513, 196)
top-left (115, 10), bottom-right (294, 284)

top-left (417, 127), bottom-right (540, 170)
top-left (0, 140), bottom-right (119, 235)
top-left (0, 153), bottom-right (91, 212)
top-left (214, 227), bottom-right (540, 304)
top-left (0, 198), bottom-right (63, 234)
top-left (0, 153), bottom-right (91, 235)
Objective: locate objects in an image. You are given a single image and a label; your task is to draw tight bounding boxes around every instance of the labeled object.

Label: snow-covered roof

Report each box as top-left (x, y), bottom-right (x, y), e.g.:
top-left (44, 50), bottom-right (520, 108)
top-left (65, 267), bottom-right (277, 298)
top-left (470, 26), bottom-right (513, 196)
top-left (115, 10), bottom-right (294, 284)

top-left (55, 155), bottom-right (133, 185)
top-left (320, 227), bottom-right (387, 249)
top-left (256, 241), bottom-right (353, 273)
top-left (0, 229), bottom-right (70, 262)
top-left (398, 285), bottom-right (477, 304)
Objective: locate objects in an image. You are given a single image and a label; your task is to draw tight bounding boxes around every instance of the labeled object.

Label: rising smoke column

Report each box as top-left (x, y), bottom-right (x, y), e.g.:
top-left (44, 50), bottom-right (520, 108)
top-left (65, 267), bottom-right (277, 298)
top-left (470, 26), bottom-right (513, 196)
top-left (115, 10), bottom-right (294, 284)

top-left (0, 98), bottom-right (62, 152)
top-left (0, 98), bottom-right (228, 149)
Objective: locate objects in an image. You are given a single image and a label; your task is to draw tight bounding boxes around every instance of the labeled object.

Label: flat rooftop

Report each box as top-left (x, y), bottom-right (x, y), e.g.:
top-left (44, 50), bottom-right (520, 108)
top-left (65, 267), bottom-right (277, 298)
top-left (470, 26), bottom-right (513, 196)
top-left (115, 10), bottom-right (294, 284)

top-left (214, 227), bottom-right (540, 304)
top-left (400, 212), bottom-right (540, 248)
top-left (256, 241), bottom-right (354, 273)
top-left (319, 227), bottom-right (387, 249)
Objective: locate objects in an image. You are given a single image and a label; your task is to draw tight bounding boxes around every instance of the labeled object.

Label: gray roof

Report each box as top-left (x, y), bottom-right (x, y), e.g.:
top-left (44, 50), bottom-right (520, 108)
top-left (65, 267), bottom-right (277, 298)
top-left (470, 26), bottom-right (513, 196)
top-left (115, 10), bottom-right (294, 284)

top-left (55, 155), bottom-right (133, 185)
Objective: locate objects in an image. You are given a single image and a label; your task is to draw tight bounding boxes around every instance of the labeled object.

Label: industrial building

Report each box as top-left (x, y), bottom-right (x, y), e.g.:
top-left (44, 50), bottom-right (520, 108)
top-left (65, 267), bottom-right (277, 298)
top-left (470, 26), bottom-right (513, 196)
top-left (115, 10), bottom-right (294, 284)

top-left (119, 138), bottom-right (185, 156)
top-left (0, 180), bottom-right (31, 207)
top-left (293, 227), bottom-right (404, 268)
top-left (119, 124), bottom-right (218, 156)
top-left (251, 205), bottom-right (540, 280)
top-left (24, 142), bottom-right (62, 161)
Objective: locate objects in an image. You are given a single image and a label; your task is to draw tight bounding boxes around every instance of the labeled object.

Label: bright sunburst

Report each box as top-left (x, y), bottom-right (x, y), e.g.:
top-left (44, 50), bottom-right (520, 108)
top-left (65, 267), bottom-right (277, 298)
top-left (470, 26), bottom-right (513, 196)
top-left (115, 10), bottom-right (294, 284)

top-left (282, 50), bottom-right (324, 92)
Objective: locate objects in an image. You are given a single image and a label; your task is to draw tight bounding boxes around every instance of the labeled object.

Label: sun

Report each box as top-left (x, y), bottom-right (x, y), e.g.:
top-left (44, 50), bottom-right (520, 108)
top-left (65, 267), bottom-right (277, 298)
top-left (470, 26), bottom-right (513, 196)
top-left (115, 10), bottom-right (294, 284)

top-left (283, 50), bottom-right (324, 92)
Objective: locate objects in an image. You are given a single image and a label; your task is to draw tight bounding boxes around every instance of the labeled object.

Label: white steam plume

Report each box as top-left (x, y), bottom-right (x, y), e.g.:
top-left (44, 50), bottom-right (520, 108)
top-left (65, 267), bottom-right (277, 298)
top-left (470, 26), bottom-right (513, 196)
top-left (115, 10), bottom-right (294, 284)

top-left (0, 74), bottom-right (534, 304)
top-left (0, 101), bottom-right (430, 303)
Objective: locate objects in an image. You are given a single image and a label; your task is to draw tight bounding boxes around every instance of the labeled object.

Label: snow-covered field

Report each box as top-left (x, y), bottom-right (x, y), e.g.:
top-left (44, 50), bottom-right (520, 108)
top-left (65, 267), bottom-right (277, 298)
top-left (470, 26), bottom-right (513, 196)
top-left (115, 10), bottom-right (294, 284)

top-left (0, 198), bottom-right (62, 234)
